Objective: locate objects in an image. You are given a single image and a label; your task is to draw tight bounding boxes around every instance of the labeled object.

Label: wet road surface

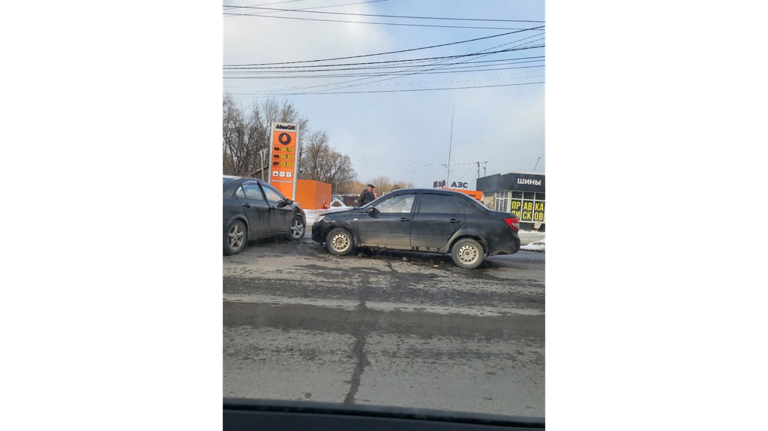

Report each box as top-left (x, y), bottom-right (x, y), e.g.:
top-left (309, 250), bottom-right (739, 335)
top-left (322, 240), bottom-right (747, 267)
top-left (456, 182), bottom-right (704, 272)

top-left (223, 237), bottom-right (544, 417)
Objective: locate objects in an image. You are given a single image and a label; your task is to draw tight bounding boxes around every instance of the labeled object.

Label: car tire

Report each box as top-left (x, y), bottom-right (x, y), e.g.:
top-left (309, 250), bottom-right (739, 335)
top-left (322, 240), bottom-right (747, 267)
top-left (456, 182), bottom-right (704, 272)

top-left (450, 238), bottom-right (484, 269)
top-left (287, 215), bottom-right (305, 241)
top-left (224, 220), bottom-right (247, 256)
top-left (326, 227), bottom-right (355, 256)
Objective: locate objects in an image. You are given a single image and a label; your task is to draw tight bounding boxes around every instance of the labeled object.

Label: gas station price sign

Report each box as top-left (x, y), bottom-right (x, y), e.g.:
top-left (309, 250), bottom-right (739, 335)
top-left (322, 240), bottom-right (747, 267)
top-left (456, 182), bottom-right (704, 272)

top-left (268, 122), bottom-right (299, 199)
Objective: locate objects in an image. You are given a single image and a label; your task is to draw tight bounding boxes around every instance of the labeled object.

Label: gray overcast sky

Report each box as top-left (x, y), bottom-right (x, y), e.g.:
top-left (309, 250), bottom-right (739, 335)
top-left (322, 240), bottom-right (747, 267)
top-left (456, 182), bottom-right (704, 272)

top-left (223, 0), bottom-right (545, 190)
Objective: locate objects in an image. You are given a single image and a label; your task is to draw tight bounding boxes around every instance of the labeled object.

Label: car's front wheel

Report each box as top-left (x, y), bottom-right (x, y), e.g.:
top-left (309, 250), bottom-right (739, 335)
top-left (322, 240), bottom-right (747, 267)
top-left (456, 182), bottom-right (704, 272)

top-left (450, 238), bottom-right (484, 269)
top-left (224, 220), bottom-right (247, 255)
top-left (287, 215), bottom-right (305, 241)
top-left (326, 227), bottom-right (355, 256)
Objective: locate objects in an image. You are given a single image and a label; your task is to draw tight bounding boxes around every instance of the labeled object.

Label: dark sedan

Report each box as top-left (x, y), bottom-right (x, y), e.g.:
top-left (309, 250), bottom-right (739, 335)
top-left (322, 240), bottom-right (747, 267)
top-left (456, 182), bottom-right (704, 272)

top-left (311, 188), bottom-right (520, 269)
top-left (223, 176), bottom-right (306, 255)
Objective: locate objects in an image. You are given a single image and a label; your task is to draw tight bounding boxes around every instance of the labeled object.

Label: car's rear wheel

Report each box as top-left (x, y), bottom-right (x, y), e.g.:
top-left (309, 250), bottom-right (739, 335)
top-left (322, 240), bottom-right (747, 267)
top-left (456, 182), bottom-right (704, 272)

top-left (287, 215), bottom-right (305, 241)
top-left (326, 227), bottom-right (355, 256)
top-left (450, 238), bottom-right (484, 269)
top-left (224, 220), bottom-right (247, 255)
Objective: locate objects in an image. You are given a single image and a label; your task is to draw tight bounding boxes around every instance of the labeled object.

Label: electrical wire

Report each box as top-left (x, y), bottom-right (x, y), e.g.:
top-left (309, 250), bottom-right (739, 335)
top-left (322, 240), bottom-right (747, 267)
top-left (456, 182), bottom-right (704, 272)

top-left (231, 76), bottom-right (544, 95)
top-left (286, 34), bottom-right (544, 94)
top-left (224, 0), bottom-right (390, 18)
top-left (224, 48), bottom-right (542, 71)
top-left (223, 63), bottom-right (544, 80)
top-left (222, 12), bottom-right (541, 30)
top-left (223, 5), bottom-right (545, 23)
top-left (224, 28), bottom-right (543, 67)
top-left (228, 81), bottom-right (544, 96)
top-left (223, 4), bottom-right (545, 97)
top-left (357, 159), bottom-right (480, 167)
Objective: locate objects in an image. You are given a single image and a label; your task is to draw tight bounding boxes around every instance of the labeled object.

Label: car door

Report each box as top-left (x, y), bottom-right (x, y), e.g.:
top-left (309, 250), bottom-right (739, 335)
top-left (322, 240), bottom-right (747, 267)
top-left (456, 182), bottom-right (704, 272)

top-left (235, 181), bottom-right (272, 237)
top-left (260, 182), bottom-right (293, 234)
top-left (410, 193), bottom-right (465, 250)
top-left (357, 193), bottom-right (416, 249)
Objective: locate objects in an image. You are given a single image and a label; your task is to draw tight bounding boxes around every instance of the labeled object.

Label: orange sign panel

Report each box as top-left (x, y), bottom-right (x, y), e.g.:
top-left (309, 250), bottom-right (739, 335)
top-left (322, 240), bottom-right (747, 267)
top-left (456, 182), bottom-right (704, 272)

top-left (269, 123), bottom-right (298, 199)
top-left (444, 188), bottom-right (484, 201)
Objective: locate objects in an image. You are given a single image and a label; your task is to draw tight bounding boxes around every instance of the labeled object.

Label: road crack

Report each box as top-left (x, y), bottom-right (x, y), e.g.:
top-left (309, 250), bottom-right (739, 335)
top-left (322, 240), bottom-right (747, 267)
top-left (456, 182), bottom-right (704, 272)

top-left (343, 274), bottom-right (371, 404)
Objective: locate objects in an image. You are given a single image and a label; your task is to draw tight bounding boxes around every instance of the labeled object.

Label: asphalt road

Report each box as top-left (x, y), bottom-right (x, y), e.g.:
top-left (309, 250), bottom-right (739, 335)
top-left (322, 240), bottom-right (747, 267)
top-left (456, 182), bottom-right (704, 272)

top-left (223, 236), bottom-right (545, 418)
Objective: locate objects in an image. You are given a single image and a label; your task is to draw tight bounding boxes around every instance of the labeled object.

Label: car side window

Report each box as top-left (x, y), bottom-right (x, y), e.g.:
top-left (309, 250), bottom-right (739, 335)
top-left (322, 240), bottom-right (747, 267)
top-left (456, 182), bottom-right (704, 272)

top-left (242, 182), bottom-right (266, 201)
top-left (235, 186), bottom-right (246, 199)
top-left (418, 194), bottom-right (461, 214)
top-left (374, 194), bottom-right (416, 213)
top-left (459, 197), bottom-right (478, 214)
top-left (260, 183), bottom-right (285, 206)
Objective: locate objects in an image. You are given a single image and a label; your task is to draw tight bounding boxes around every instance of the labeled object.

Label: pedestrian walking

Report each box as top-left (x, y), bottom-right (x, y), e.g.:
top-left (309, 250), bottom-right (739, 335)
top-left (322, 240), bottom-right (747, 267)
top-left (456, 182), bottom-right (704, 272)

top-left (359, 184), bottom-right (376, 206)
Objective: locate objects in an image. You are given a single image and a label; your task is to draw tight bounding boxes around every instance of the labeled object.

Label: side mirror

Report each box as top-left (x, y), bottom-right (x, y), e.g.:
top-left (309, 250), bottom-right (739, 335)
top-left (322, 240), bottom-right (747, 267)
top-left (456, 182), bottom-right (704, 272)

top-left (277, 199), bottom-right (292, 208)
top-left (366, 207), bottom-right (378, 217)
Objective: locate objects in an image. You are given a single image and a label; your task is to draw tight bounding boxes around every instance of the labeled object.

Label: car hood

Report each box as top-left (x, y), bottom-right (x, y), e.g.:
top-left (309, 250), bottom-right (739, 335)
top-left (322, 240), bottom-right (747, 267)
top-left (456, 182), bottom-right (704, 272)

top-left (321, 208), bottom-right (363, 218)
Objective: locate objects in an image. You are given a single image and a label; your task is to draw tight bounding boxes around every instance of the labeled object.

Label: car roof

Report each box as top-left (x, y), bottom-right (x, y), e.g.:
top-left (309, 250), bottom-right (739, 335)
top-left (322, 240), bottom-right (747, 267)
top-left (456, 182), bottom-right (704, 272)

top-left (387, 188), bottom-right (469, 196)
top-left (224, 175), bottom-right (264, 183)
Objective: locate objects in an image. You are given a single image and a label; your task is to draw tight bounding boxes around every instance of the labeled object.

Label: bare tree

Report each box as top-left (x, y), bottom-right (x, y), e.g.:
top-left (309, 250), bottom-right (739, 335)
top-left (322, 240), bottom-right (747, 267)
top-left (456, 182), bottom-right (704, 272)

top-left (342, 178), bottom-right (415, 195)
top-left (341, 180), bottom-right (366, 195)
top-left (298, 130), bottom-right (357, 193)
top-left (223, 95), bottom-right (247, 175)
top-left (299, 130), bottom-right (330, 180)
top-left (367, 175), bottom-right (394, 194)
top-left (224, 94), bottom-right (414, 194)
top-left (223, 94), bottom-right (308, 177)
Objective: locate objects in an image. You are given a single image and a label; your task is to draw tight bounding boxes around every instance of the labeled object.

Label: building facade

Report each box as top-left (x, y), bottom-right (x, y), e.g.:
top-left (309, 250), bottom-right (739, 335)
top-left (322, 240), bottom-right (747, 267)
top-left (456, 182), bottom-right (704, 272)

top-left (476, 172), bottom-right (545, 231)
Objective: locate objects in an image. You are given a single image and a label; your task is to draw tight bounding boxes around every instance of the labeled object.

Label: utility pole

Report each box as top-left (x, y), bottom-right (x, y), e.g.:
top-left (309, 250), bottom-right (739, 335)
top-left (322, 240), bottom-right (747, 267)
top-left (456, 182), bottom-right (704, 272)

top-left (483, 162), bottom-right (487, 177)
top-left (447, 106), bottom-right (454, 185)
top-left (476, 161), bottom-right (488, 178)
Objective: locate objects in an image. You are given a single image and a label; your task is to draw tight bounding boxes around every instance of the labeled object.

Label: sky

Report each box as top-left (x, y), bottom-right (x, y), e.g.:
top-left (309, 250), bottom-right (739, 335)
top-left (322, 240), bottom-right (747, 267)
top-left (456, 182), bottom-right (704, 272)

top-left (223, 0), bottom-right (545, 190)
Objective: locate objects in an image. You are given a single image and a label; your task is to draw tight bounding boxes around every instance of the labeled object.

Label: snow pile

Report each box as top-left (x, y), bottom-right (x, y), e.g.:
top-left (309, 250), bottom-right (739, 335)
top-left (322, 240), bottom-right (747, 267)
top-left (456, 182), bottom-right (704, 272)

top-left (520, 238), bottom-right (547, 251)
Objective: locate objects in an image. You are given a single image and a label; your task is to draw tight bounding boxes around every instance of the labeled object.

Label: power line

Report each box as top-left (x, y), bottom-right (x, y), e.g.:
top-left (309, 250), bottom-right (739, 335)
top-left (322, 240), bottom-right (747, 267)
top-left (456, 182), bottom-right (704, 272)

top-left (223, 0), bottom-right (304, 10)
top-left (222, 12), bottom-right (543, 30)
top-left (224, 0), bottom-right (390, 18)
top-left (288, 34), bottom-right (544, 94)
top-left (224, 47), bottom-right (542, 70)
top-left (222, 5), bottom-right (545, 23)
top-left (354, 165), bottom-right (475, 174)
top-left (228, 81), bottom-right (544, 96)
top-left (224, 27), bottom-right (543, 67)
top-left (357, 159), bottom-right (480, 167)
top-left (238, 76), bottom-right (544, 95)
top-left (222, 6), bottom-right (545, 98)
top-left (223, 64), bottom-right (544, 80)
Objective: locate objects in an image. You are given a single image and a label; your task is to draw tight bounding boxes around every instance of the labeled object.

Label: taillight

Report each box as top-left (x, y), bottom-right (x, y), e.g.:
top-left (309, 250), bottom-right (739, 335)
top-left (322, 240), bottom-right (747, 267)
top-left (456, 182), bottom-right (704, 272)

top-left (504, 217), bottom-right (520, 232)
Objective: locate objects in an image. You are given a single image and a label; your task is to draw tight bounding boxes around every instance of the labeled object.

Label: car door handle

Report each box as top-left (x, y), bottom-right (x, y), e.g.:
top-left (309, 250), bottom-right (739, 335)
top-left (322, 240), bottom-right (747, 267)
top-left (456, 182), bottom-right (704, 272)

top-left (449, 219), bottom-right (462, 223)
top-left (242, 203), bottom-right (251, 208)
top-left (399, 218), bottom-right (410, 222)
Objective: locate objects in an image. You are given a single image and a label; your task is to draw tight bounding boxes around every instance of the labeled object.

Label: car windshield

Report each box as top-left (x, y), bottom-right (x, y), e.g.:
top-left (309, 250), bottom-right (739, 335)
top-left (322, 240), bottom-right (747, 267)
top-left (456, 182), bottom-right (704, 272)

top-left (223, 0), bottom-right (545, 423)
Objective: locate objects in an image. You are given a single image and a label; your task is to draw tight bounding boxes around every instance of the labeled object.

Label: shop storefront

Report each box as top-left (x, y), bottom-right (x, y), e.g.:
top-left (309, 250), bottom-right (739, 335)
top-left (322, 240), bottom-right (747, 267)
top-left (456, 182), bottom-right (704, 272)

top-left (476, 172), bottom-right (545, 231)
